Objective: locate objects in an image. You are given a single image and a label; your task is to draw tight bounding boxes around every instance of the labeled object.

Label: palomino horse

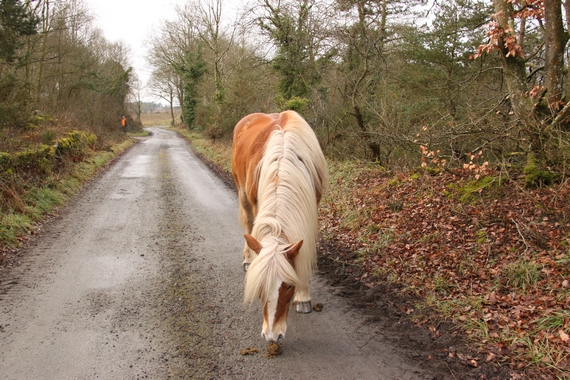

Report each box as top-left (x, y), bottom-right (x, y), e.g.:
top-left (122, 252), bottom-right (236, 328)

top-left (231, 111), bottom-right (328, 342)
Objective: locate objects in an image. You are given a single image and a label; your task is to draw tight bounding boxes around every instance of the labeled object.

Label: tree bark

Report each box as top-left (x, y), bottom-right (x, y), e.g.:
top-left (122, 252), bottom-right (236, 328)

top-left (353, 105), bottom-right (381, 161)
top-left (492, 0), bottom-right (534, 124)
top-left (543, 0), bottom-right (566, 111)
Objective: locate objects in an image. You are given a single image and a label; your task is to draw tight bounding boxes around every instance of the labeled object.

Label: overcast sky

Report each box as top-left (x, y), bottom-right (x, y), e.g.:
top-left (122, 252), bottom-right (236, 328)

top-left (86, 0), bottom-right (188, 90)
top-left (85, 0), bottom-right (245, 102)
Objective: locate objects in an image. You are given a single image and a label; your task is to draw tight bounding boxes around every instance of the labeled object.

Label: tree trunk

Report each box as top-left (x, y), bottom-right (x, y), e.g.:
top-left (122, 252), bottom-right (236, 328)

top-left (135, 101), bottom-right (142, 124)
top-left (169, 93), bottom-right (175, 126)
top-left (353, 105), bottom-right (381, 161)
top-left (492, 0), bottom-right (534, 123)
top-left (543, 0), bottom-right (566, 112)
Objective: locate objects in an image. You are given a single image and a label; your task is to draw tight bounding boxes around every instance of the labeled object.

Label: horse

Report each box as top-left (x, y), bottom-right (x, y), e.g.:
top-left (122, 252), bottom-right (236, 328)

top-left (231, 111), bottom-right (328, 342)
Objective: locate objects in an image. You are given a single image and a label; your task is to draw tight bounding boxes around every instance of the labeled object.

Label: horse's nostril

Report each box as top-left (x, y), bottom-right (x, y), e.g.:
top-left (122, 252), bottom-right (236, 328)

top-left (277, 333), bottom-right (284, 341)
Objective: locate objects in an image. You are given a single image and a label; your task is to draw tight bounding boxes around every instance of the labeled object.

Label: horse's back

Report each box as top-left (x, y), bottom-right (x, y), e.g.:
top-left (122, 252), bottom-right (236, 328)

top-left (231, 112), bottom-right (290, 194)
top-left (231, 111), bottom-right (327, 203)
top-left (232, 111), bottom-right (314, 163)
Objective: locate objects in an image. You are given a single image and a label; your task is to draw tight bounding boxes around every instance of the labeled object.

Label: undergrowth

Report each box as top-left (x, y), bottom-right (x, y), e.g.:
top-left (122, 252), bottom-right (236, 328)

top-left (183, 132), bottom-right (570, 379)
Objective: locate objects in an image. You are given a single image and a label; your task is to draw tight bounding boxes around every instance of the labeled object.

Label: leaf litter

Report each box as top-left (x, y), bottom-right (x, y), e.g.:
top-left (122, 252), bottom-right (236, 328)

top-left (319, 166), bottom-right (570, 379)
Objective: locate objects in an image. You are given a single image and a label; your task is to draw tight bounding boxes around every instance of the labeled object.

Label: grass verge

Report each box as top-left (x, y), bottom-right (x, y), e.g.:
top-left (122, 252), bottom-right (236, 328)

top-left (0, 138), bottom-right (135, 256)
top-left (173, 127), bottom-right (232, 173)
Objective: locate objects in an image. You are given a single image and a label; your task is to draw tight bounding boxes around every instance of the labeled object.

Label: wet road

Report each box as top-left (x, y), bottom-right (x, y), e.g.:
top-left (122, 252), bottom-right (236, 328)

top-left (0, 128), bottom-right (443, 379)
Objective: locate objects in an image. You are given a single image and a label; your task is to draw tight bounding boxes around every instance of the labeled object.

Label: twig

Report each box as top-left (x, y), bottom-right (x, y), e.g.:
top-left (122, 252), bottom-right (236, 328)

top-left (551, 100), bottom-right (570, 128)
top-left (445, 362), bottom-right (458, 380)
top-left (357, 335), bottom-right (376, 349)
top-left (511, 218), bottom-right (529, 252)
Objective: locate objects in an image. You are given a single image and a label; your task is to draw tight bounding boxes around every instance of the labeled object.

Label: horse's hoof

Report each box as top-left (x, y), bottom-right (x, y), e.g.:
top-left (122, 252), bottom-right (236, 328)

top-left (243, 263), bottom-right (250, 272)
top-left (295, 301), bottom-right (313, 313)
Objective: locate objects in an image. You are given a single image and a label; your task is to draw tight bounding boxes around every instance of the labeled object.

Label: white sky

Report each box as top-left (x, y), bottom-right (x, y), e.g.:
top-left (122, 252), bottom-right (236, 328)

top-left (85, 0), bottom-right (245, 102)
top-left (86, 0), bottom-right (188, 92)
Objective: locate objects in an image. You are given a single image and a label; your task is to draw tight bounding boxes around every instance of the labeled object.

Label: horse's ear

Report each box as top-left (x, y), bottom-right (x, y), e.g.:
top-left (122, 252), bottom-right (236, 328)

top-left (286, 240), bottom-right (303, 261)
top-left (244, 234), bottom-right (262, 254)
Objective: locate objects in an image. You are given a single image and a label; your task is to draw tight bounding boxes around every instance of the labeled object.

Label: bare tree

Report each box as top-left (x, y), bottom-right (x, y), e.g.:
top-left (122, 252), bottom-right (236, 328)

top-left (186, 0), bottom-right (237, 105)
top-left (146, 7), bottom-right (206, 127)
top-left (128, 72), bottom-right (144, 124)
top-left (473, 0), bottom-right (570, 184)
top-left (148, 69), bottom-right (178, 126)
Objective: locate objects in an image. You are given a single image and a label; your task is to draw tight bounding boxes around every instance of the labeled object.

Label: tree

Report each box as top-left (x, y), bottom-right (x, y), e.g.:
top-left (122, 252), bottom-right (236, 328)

top-left (256, 0), bottom-right (328, 101)
top-left (333, 0), bottom-right (392, 161)
top-left (129, 72), bottom-right (144, 125)
top-left (22, 0), bottom-right (131, 134)
top-left (148, 69), bottom-right (178, 126)
top-left (0, 0), bottom-right (39, 66)
top-left (179, 49), bottom-right (207, 128)
top-left (189, 0), bottom-right (235, 106)
top-left (395, 0), bottom-right (497, 164)
top-left (474, 0), bottom-right (569, 184)
top-left (0, 0), bottom-right (39, 128)
top-left (214, 29), bottom-right (280, 127)
top-left (146, 37), bottom-right (185, 117)
top-left (147, 5), bottom-right (206, 129)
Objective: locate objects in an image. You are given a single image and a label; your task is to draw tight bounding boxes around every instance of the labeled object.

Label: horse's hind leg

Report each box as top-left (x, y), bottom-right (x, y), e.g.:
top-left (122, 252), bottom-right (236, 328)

top-left (238, 189), bottom-right (256, 271)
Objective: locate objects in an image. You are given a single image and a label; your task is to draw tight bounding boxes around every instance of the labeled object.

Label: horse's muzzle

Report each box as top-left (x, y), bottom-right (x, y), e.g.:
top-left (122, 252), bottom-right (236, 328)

top-left (262, 332), bottom-right (284, 342)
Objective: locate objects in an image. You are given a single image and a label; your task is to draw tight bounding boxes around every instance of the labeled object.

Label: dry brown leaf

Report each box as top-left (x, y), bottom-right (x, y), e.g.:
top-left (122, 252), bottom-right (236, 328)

top-left (559, 329), bottom-right (569, 343)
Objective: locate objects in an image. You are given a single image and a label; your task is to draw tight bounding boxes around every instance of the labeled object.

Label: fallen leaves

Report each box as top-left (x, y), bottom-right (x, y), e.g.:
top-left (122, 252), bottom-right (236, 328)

top-left (560, 330), bottom-right (569, 344)
top-left (321, 166), bottom-right (570, 378)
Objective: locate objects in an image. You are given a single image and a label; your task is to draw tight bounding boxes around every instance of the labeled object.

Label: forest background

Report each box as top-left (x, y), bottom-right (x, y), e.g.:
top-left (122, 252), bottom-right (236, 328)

top-left (1, 0), bottom-right (570, 378)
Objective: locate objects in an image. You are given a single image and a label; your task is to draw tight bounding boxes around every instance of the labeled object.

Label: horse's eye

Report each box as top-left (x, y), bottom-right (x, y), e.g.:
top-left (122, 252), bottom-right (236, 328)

top-left (286, 285), bottom-right (293, 291)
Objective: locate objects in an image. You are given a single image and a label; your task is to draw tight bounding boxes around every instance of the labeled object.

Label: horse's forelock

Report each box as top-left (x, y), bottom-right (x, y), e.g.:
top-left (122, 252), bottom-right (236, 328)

top-left (243, 240), bottom-right (300, 305)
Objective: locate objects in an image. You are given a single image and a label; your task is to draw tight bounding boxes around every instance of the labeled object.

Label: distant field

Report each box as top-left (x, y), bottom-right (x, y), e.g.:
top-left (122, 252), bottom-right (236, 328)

top-left (141, 111), bottom-right (181, 127)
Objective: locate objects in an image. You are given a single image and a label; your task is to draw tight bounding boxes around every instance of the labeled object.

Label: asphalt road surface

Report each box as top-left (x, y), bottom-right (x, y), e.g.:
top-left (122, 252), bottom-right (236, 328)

top-left (0, 128), bottom-right (446, 379)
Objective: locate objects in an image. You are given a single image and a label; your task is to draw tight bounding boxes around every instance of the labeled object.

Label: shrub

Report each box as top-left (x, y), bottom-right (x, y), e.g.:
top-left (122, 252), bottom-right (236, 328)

top-left (55, 131), bottom-right (97, 162)
top-left (524, 155), bottom-right (556, 188)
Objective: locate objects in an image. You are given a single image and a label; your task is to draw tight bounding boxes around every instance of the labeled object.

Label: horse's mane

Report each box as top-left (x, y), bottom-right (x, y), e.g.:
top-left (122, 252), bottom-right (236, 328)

top-left (244, 111), bottom-right (328, 304)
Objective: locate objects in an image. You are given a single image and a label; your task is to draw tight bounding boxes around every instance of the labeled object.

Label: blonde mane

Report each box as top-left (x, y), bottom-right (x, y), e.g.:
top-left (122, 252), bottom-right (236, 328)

top-left (243, 112), bottom-right (328, 304)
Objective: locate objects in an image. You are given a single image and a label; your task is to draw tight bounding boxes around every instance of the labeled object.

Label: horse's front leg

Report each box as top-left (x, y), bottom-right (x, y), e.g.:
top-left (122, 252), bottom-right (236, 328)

top-left (242, 244), bottom-right (255, 271)
top-left (293, 285), bottom-right (312, 313)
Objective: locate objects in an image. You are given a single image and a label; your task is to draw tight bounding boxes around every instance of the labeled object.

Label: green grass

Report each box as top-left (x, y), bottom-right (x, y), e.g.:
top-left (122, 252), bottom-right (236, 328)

top-left (0, 139), bottom-right (135, 251)
top-left (128, 130), bottom-right (151, 138)
top-left (23, 187), bottom-right (66, 220)
top-left (0, 213), bottom-right (33, 248)
top-left (91, 151), bottom-right (115, 169)
top-left (516, 335), bottom-right (570, 373)
top-left (504, 259), bottom-right (542, 292)
top-left (455, 176), bottom-right (498, 203)
top-left (536, 310), bottom-right (570, 333)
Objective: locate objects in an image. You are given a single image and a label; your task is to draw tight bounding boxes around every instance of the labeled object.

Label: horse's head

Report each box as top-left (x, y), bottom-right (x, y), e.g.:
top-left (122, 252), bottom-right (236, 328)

top-left (244, 234), bottom-right (303, 342)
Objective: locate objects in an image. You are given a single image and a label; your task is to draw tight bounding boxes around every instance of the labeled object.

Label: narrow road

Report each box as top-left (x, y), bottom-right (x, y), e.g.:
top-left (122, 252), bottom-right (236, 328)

top-left (0, 128), bottom-right (446, 379)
